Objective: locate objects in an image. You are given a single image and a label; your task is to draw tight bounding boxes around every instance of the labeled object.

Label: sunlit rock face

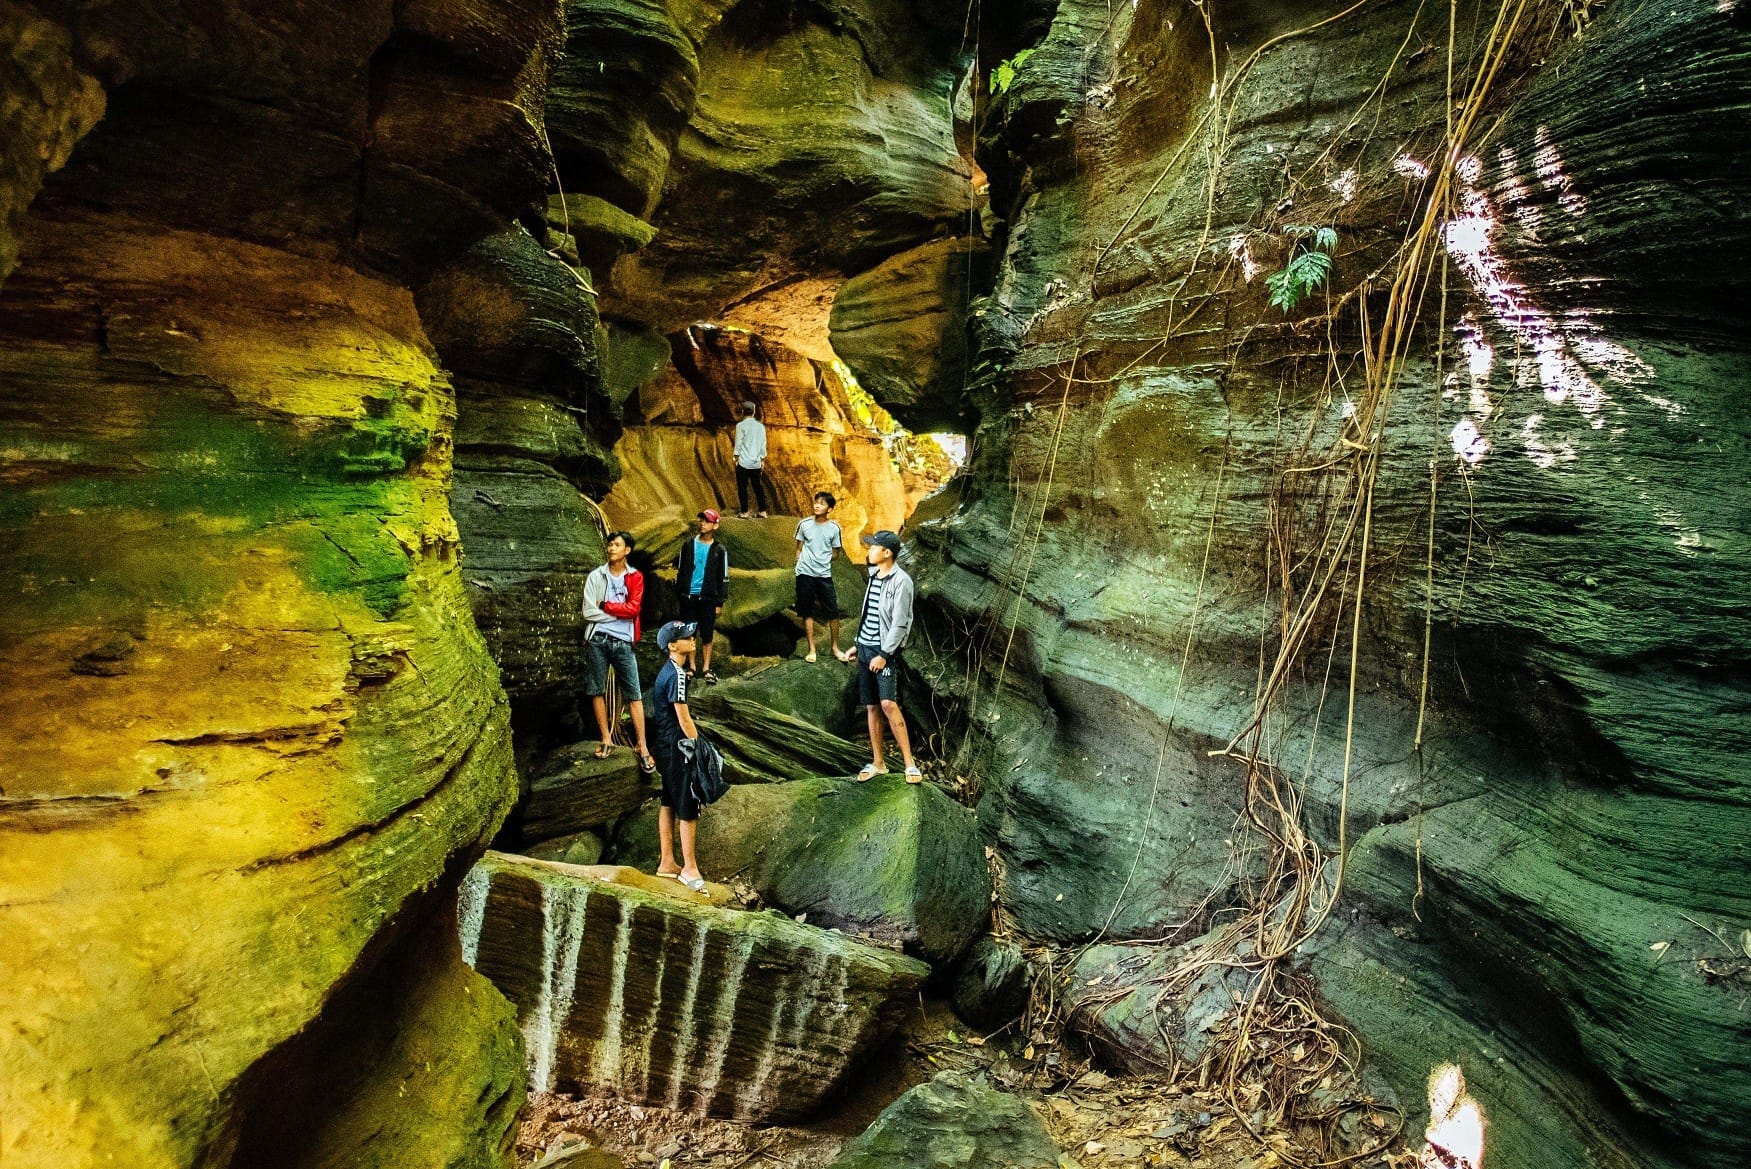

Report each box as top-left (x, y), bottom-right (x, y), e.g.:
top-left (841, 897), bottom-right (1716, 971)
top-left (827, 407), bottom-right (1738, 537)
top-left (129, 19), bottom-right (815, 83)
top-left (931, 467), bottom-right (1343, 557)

top-left (602, 324), bottom-right (915, 538)
top-left (0, 3), bottom-right (555, 1165)
top-left (912, 2), bottom-right (1751, 1168)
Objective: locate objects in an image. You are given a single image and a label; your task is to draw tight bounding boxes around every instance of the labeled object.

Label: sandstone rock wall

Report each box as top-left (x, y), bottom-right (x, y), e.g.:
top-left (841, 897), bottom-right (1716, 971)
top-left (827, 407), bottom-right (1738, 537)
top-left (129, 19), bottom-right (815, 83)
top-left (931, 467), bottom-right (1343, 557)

top-left (910, 2), bottom-right (1751, 1167)
top-left (0, 3), bottom-right (563, 1164)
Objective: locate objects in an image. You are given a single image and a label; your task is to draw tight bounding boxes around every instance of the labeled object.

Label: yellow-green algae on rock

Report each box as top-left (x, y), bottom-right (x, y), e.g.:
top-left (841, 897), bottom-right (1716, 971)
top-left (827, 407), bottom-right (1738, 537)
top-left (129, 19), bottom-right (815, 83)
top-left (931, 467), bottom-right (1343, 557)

top-left (0, 211), bottom-right (519, 1167)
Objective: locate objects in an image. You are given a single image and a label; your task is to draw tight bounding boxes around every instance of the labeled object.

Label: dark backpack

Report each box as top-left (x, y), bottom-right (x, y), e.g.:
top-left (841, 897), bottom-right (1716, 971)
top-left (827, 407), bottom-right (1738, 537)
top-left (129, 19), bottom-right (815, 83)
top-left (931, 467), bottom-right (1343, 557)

top-left (679, 735), bottom-right (728, 805)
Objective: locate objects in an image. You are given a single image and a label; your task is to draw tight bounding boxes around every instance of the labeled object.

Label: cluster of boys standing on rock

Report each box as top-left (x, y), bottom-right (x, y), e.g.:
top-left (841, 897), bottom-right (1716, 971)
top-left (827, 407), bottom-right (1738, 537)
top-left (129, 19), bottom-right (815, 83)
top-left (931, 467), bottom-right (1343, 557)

top-left (578, 402), bottom-right (918, 892)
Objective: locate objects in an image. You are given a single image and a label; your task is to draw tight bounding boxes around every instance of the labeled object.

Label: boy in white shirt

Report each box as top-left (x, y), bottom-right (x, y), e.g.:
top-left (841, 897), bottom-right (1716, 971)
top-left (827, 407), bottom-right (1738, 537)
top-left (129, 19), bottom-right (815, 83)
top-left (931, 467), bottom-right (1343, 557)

top-left (793, 491), bottom-right (847, 663)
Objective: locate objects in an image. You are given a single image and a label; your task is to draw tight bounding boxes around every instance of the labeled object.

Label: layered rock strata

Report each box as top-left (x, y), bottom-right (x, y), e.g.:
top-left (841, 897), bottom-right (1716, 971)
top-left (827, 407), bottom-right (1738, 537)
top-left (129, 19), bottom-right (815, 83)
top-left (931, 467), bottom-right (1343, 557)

top-left (914, 2), bottom-right (1751, 1167)
top-left (419, 225), bottom-right (619, 730)
top-left (0, 3), bottom-right (560, 1164)
top-left (459, 852), bottom-right (930, 1120)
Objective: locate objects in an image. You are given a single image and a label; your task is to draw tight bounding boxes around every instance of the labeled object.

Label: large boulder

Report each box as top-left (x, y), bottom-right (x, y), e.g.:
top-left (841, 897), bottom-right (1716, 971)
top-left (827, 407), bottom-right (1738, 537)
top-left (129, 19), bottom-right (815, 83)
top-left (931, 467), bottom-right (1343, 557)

top-left (683, 690), bottom-right (867, 783)
top-left (826, 1070), bottom-right (1069, 1169)
top-left (459, 852), bottom-right (929, 1120)
top-left (610, 776), bottom-right (990, 966)
top-left (520, 743), bottom-right (651, 844)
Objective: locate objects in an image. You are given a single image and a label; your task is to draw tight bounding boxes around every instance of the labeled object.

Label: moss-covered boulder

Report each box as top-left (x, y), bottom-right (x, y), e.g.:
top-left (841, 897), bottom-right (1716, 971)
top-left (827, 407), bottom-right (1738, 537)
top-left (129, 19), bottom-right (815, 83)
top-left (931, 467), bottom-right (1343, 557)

top-left (827, 1070), bottom-right (1069, 1169)
top-left (459, 852), bottom-right (929, 1120)
top-left (696, 656), bottom-right (862, 736)
top-left (611, 775), bottom-right (989, 965)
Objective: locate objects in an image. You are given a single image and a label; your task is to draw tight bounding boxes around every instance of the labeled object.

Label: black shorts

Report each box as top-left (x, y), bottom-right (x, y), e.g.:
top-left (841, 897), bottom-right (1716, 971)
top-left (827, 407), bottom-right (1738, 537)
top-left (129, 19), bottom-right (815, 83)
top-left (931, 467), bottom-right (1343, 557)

top-left (856, 643), bottom-right (900, 705)
top-left (795, 573), bottom-right (840, 620)
top-left (678, 594), bottom-right (719, 644)
top-left (656, 737), bottom-right (700, 821)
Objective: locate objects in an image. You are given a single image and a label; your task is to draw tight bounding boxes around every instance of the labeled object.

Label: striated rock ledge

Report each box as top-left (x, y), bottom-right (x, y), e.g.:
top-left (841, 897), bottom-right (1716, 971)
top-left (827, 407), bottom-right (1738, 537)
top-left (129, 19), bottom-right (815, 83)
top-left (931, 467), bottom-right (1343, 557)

top-left (460, 852), bottom-right (930, 1121)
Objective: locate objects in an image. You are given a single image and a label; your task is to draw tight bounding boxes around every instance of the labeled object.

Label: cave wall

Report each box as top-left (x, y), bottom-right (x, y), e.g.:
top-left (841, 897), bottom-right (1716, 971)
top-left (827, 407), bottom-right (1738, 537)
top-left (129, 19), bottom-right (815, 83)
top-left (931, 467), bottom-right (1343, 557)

top-left (0, 2), bottom-right (564, 1164)
top-left (601, 324), bottom-right (916, 538)
top-left (909, 1), bottom-right (1751, 1167)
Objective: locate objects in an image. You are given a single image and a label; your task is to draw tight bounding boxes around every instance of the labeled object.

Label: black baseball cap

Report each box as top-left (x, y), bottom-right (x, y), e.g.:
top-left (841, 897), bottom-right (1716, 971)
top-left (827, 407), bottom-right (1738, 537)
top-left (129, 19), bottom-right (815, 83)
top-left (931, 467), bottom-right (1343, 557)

top-left (861, 530), bottom-right (902, 553)
top-left (657, 620), bottom-right (698, 650)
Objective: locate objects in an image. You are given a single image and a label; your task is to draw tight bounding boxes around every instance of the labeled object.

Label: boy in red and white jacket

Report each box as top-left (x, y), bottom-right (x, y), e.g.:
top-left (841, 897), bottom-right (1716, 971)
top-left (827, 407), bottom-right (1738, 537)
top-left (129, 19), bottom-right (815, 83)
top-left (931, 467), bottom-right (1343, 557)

top-left (581, 530), bottom-right (656, 772)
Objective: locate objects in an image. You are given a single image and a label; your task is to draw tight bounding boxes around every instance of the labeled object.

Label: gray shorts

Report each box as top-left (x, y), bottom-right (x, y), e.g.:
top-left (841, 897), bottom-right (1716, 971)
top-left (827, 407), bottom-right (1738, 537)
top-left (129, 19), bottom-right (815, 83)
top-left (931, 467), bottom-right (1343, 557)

top-left (584, 632), bottom-right (640, 698)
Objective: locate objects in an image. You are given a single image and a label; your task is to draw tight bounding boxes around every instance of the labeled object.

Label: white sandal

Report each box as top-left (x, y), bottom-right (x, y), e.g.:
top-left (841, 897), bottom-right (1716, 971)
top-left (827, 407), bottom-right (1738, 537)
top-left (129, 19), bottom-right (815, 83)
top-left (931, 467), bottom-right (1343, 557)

top-left (856, 763), bottom-right (888, 782)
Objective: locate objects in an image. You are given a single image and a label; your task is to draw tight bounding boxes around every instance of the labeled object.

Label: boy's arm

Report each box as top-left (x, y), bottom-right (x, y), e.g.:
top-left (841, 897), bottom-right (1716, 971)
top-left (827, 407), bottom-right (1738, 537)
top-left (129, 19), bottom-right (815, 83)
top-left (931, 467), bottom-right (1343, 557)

top-left (881, 573), bottom-right (915, 657)
top-left (676, 702), bottom-right (698, 740)
top-left (580, 568), bottom-right (608, 623)
top-left (602, 570), bottom-right (643, 619)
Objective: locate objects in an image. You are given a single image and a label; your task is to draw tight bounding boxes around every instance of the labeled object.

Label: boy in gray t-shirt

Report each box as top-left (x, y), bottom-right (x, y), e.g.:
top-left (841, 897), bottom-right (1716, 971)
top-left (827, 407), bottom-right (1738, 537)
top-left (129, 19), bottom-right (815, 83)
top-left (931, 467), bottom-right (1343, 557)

top-left (793, 491), bottom-right (846, 663)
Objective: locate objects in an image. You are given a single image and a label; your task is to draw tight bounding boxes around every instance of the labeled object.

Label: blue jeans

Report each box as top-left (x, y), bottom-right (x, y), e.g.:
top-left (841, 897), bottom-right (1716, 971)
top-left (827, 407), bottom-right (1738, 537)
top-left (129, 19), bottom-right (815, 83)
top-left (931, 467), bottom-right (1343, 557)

top-left (584, 632), bottom-right (640, 697)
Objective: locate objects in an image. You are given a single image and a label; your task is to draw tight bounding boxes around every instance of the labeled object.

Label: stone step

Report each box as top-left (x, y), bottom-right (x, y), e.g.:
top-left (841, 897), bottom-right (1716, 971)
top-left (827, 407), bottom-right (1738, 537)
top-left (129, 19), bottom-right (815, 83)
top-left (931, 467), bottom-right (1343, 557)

top-left (458, 853), bottom-right (929, 1122)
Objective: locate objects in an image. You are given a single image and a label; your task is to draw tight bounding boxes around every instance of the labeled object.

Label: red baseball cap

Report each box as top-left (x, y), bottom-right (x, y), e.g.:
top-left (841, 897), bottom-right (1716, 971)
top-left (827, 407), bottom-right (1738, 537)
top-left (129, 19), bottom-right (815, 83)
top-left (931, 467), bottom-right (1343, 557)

top-left (698, 508), bottom-right (721, 523)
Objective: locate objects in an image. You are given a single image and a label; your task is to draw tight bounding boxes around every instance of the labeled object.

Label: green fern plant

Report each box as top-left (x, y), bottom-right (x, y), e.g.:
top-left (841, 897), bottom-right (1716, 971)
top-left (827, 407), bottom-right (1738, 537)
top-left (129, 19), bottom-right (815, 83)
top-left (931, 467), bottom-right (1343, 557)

top-left (990, 49), bottom-right (1036, 96)
top-left (1265, 224), bottom-right (1338, 313)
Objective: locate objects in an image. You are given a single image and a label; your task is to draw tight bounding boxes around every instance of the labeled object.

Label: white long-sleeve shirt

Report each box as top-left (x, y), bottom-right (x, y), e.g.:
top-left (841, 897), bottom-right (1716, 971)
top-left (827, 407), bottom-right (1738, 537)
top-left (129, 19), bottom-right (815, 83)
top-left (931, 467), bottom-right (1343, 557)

top-left (734, 417), bottom-right (767, 469)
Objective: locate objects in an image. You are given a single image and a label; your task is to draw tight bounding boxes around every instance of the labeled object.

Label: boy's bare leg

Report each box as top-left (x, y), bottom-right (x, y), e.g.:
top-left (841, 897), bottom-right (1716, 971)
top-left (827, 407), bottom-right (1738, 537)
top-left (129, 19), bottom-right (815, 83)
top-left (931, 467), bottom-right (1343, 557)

top-left (866, 704), bottom-right (886, 770)
top-left (881, 699), bottom-right (914, 770)
top-left (591, 694), bottom-right (614, 746)
top-left (629, 699), bottom-right (650, 757)
top-left (804, 617), bottom-right (818, 656)
top-left (679, 820), bottom-right (702, 884)
top-left (656, 807), bottom-right (681, 875)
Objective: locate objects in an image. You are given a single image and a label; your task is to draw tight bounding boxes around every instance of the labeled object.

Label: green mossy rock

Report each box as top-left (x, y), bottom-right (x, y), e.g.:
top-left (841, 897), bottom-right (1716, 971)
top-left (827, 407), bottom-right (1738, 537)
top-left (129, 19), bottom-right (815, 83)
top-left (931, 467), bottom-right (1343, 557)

top-left (951, 937), bottom-right (1031, 1031)
top-left (699, 657), bottom-right (861, 736)
top-left (826, 1070), bottom-right (1070, 1169)
top-left (525, 830), bottom-right (606, 867)
top-left (610, 775), bottom-right (989, 965)
top-left (460, 852), bottom-right (929, 1121)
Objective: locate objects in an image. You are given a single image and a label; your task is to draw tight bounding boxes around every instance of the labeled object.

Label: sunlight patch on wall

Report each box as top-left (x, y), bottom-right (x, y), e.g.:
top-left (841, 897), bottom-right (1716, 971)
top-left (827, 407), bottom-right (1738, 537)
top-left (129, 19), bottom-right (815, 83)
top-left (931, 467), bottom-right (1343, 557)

top-left (1398, 126), bottom-right (1676, 475)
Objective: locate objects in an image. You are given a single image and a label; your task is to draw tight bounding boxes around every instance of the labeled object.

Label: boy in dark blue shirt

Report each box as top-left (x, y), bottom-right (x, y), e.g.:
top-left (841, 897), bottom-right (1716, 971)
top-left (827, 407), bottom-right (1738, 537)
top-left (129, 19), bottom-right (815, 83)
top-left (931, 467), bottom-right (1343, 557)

top-left (650, 621), bottom-right (706, 890)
